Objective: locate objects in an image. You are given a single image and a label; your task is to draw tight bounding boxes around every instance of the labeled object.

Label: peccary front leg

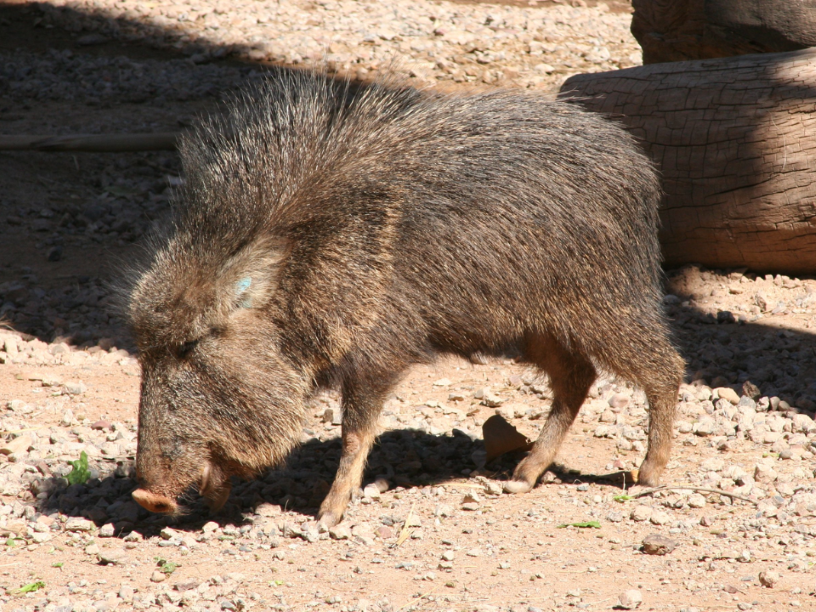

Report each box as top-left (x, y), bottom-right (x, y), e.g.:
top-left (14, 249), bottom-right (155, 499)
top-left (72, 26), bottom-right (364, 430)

top-left (317, 375), bottom-right (392, 528)
top-left (504, 334), bottom-right (596, 494)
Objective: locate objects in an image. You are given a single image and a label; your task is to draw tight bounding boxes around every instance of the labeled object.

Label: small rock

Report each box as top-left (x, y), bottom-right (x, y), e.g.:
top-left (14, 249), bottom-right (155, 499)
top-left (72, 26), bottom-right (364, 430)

top-left (3, 336), bottom-right (18, 354)
top-left (688, 494), bottom-right (706, 508)
top-left (742, 381), bottom-right (761, 401)
top-left (202, 521), bottom-right (219, 533)
top-left (98, 549), bottom-right (129, 565)
top-left (91, 420), bottom-right (112, 431)
top-left (435, 504), bottom-right (454, 517)
top-left (119, 584), bottom-right (134, 603)
top-left (463, 492), bottom-right (481, 504)
top-left (352, 524), bottom-right (375, 546)
top-left (758, 569), bottom-right (779, 587)
top-left (65, 517), bottom-right (95, 532)
top-left (64, 381), bottom-right (87, 395)
top-left (161, 527), bottom-right (181, 540)
top-left (630, 505), bottom-right (653, 522)
top-left (650, 511), bottom-right (670, 525)
top-left (608, 394), bottom-right (629, 409)
top-left (617, 589), bottom-right (643, 609)
top-left (329, 524), bottom-right (351, 540)
top-left (481, 391), bottom-right (504, 407)
top-left (714, 387), bottom-right (740, 405)
top-left (300, 521), bottom-right (320, 543)
top-left (150, 570), bottom-right (167, 583)
top-left (363, 484), bottom-right (381, 499)
top-left (85, 543), bottom-right (100, 555)
top-left (641, 533), bottom-right (677, 555)
top-left (405, 515), bottom-right (422, 528)
top-left (0, 435), bottom-right (33, 456)
top-left (372, 477), bottom-right (390, 493)
top-left (99, 523), bottom-right (116, 538)
top-left (441, 550), bottom-right (455, 561)
top-left (483, 480), bottom-right (502, 495)
top-left (754, 463), bottom-right (778, 483)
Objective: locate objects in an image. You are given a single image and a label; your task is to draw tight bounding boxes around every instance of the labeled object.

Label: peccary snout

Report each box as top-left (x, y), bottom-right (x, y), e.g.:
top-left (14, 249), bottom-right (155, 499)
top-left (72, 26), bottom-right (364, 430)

top-left (132, 488), bottom-right (177, 514)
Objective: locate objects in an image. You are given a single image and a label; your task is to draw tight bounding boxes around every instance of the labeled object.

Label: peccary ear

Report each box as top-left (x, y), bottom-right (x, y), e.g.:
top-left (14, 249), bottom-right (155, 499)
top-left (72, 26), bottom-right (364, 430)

top-left (220, 237), bottom-right (289, 313)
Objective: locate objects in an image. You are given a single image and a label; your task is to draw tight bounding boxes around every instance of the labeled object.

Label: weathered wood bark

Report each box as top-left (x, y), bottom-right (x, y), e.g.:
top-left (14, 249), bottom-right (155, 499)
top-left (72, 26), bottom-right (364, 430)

top-left (0, 133), bottom-right (177, 152)
top-left (559, 48), bottom-right (816, 274)
top-left (632, 0), bottom-right (816, 64)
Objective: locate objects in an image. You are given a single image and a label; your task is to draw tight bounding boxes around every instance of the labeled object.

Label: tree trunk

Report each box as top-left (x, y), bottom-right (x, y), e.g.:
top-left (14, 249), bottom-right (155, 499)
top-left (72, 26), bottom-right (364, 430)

top-left (559, 48), bottom-right (816, 274)
top-left (632, 0), bottom-right (816, 64)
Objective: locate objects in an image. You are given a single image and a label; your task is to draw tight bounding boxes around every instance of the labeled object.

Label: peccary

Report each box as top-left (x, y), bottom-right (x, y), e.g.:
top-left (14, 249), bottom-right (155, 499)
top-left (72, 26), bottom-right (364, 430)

top-left (127, 72), bottom-right (684, 527)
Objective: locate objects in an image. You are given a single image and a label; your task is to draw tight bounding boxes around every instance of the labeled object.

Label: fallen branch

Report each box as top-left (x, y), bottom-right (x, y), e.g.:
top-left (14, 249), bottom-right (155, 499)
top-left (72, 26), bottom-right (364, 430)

top-left (631, 485), bottom-right (758, 505)
top-left (0, 133), bottom-right (178, 152)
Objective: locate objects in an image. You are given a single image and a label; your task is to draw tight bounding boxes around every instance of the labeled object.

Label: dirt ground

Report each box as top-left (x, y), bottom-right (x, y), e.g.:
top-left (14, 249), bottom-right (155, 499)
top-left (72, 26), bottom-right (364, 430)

top-left (2, 1), bottom-right (816, 612)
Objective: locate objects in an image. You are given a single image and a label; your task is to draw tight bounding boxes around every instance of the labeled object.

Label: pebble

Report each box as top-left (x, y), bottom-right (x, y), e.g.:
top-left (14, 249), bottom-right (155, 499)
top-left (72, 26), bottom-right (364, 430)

top-left (363, 484), bottom-right (381, 499)
top-left (630, 506), bottom-right (653, 522)
top-left (65, 517), bottom-right (95, 532)
top-left (98, 549), bottom-right (129, 565)
top-left (150, 570), bottom-right (167, 583)
top-left (161, 526), bottom-right (182, 540)
top-left (754, 463), bottom-right (778, 483)
top-left (641, 533), bottom-right (677, 556)
top-left (329, 524), bottom-right (351, 540)
top-left (99, 523), bottom-right (116, 537)
top-left (687, 494), bottom-right (707, 508)
top-left (758, 570), bottom-right (779, 588)
top-left (715, 387), bottom-right (740, 405)
top-left (0, 435), bottom-right (33, 456)
top-left (617, 589), bottom-right (643, 610)
top-left (64, 381), bottom-right (87, 395)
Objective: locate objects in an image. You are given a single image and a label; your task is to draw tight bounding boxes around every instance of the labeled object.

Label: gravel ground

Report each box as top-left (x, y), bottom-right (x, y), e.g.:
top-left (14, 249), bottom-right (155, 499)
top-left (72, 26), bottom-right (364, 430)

top-left (2, 1), bottom-right (816, 611)
top-left (25, 0), bottom-right (639, 92)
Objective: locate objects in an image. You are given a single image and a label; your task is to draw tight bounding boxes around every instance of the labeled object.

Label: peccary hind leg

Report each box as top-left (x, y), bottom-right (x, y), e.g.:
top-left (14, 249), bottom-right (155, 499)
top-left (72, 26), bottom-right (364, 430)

top-left (317, 375), bottom-right (392, 529)
top-left (504, 334), bottom-right (597, 494)
top-left (629, 345), bottom-right (683, 486)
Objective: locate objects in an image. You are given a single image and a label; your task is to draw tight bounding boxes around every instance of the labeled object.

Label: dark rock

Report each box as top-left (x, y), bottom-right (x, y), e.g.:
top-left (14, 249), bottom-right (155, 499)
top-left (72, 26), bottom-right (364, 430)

top-left (641, 533), bottom-right (678, 555)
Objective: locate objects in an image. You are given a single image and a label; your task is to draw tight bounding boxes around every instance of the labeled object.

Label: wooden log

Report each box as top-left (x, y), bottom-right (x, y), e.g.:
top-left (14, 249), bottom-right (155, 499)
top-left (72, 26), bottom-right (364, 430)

top-left (632, 0), bottom-right (816, 64)
top-left (0, 133), bottom-right (178, 152)
top-left (559, 48), bottom-right (816, 274)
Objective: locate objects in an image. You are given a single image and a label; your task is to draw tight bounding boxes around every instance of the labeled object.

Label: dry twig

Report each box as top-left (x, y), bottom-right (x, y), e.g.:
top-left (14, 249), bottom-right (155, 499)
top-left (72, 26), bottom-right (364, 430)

top-left (631, 485), bottom-right (758, 505)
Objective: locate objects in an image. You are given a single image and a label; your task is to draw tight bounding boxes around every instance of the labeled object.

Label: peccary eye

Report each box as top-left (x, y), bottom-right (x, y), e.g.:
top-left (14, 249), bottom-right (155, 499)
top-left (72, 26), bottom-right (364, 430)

top-left (177, 340), bottom-right (197, 358)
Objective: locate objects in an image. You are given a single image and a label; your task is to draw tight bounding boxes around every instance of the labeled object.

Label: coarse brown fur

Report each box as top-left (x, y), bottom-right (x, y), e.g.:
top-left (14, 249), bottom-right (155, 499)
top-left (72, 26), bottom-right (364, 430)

top-left (124, 72), bottom-right (685, 526)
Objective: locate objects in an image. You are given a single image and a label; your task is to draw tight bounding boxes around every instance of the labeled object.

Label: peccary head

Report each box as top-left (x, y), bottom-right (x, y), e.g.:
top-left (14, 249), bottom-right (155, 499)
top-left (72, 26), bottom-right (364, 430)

top-left (127, 229), bottom-right (307, 514)
top-left (124, 75), bottom-right (385, 514)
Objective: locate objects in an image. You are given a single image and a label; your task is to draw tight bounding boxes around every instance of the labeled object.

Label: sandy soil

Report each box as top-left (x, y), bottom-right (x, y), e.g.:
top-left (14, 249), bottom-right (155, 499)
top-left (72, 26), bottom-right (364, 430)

top-left (2, 2), bottom-right (816, 612)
